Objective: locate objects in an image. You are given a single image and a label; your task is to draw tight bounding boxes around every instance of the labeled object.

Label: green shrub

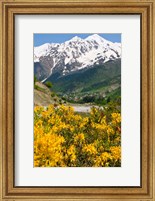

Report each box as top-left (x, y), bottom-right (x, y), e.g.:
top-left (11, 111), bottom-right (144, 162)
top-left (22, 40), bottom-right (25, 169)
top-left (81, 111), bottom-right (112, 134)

top-left (51, 92), bottom-right (55, 97)
top-left (45, 81), bottom-right (52, 88)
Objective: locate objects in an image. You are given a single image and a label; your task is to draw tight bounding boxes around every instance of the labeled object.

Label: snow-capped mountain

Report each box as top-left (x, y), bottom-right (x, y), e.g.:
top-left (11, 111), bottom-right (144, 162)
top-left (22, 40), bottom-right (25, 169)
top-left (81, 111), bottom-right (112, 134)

top-left (34, 34), bottom-right (121, 81)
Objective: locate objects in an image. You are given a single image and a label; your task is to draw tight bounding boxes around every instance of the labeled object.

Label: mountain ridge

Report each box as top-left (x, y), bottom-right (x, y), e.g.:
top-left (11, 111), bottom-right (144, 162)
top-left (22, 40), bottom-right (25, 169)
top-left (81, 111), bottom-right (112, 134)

top-left (34, 34), bottom-right (121, 82)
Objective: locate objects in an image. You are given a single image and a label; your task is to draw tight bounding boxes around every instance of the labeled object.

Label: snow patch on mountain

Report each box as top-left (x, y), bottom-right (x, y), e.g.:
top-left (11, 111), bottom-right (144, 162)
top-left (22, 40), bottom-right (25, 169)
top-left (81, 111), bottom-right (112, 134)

top-left (34, 43), bottom-right (51, 61)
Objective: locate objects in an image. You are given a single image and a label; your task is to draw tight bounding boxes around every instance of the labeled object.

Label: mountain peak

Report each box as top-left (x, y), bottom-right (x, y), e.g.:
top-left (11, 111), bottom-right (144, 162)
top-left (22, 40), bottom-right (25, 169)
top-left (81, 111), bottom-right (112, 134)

top-left (86, 34), bottom-right (102, 40)
top-left (85, 34), bottom-right (110, 44)
top-left (70, 36), bottom-right (82, 42)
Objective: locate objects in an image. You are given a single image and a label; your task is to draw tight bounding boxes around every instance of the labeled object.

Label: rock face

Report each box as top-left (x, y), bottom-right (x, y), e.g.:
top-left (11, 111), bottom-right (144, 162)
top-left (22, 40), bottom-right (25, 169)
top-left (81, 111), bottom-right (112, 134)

top-left (34, 82), bottom-right (54, 106)
top-left (34, 34), bottom-right (121, 81)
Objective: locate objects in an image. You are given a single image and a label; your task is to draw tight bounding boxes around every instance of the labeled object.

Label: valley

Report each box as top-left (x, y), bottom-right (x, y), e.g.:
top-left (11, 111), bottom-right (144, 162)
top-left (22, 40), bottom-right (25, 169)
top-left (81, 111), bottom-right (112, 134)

top-left (47, 59), bottom-right (121, 106)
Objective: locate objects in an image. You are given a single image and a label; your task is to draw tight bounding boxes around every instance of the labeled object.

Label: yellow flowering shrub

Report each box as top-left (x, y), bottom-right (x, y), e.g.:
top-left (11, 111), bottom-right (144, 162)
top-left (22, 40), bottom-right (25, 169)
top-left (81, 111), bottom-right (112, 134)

top-left (34, 104), bottom-right (121, 167)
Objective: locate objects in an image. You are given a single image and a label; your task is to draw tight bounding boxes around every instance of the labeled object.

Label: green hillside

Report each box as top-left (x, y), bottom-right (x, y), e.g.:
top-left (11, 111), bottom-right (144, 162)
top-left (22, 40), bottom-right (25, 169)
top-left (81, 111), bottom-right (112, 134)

top-left (46, 59), bottom-right (121, 92)
top-left (44, 59), bottom-right (121, 105)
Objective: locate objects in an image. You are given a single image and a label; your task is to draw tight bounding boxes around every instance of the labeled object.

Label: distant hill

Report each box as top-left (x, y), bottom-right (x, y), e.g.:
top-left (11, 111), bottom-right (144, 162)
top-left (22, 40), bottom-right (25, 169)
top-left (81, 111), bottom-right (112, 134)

top-left (45, 59), bottom-right (121, 94)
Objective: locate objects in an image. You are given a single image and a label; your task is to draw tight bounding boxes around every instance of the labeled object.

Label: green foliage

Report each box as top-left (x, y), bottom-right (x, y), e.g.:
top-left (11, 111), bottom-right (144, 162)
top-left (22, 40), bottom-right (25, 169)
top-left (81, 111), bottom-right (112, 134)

top-left (51, 92), bottom-right (56, 97)
top-left (45, 81), bottom-right (53, 88)
top-left (58, 87), bottom-right (121, 107)
top-left (34, 84), bottom-right (45, 92)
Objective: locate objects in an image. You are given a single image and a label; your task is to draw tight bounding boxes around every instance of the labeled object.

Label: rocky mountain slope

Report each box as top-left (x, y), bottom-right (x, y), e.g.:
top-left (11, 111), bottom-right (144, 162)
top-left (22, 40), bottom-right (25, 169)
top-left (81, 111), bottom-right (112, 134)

top-left (34, 82), bottom-right (65, 106)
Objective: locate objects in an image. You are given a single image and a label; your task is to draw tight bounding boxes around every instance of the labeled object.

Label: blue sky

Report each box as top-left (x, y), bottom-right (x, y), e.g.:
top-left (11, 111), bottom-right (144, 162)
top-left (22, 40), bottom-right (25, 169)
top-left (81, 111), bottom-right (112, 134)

top-left (34, 33), bottom-right (121, 47)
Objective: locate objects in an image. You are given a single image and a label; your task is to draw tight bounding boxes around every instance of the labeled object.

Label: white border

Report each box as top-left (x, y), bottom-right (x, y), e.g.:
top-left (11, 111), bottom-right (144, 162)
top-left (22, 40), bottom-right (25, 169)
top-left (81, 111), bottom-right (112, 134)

top-left (15, 15), bottom-right (140, 186)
